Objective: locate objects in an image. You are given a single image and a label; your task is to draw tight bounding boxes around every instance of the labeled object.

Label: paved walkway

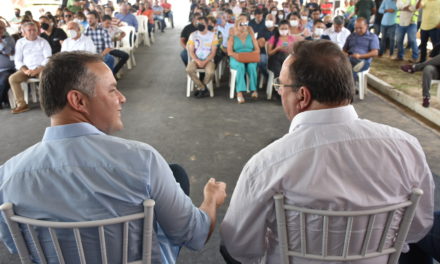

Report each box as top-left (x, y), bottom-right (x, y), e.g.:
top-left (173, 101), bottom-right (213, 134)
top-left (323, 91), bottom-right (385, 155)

top-left (0, 15), bottom-right (439, 264)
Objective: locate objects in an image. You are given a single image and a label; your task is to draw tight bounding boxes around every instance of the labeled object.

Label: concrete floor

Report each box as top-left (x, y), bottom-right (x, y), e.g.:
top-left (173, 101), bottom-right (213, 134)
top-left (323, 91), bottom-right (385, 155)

top-left (1, 9), bottom-right (440, 264)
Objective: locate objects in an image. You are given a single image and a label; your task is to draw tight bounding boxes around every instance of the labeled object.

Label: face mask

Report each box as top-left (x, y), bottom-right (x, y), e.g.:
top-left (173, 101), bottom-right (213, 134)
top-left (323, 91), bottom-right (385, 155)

top-left (325, 22), bottom-right (332, 28)
top-left (68, 29), bottom-right (78, 38)
top-left (301, 16), bottom-right (308, 20)
top-left (314, 28), bottom-right (324, 36)
top-left (41, 23), bottom-right (50, 31)
top-left (284, 8), bottom-right (290, 13)
top-left (207, 25), bottom-right (214, 31)
top-left (290, 20), bottom-right (299, 27)
top-left (265, 20), bottom-right (274, 28)
top-left (279, 29), bottom-right (289, 36)
top-left (271, 11), bottom-right (277, 16)
top-left (278, 14), bottom-right (284, 19)
top-left (197, 24), bottom-right (206, 31)
top-left (250, 15), bottom-right (255, 20)
top-left (15, 12), bottom-right (20, 18)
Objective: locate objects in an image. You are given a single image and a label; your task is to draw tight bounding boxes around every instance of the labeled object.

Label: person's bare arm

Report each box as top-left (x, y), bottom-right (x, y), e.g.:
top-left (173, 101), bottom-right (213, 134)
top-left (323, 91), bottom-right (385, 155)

top-left (180, 37), bottom-right (187, 49)
top-left (351, 49), bottom-right (378, 59)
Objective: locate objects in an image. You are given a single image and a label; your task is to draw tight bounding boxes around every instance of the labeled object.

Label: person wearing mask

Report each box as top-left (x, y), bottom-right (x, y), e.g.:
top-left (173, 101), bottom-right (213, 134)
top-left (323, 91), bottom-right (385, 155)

top-left (74, 11), bottom-right (89, 29)
top-left (256, 13), bottom-right (277, 79)
top-left (207, 15), bottom-right (223, 65)
top-left (180, 13), bottom-right (201, 66)
top-left (10, 8), bottom-right (22, 25)
top-left (249, 9), bottom-right (266, 39)
top-left (39, 15), bottom-right (68, 54)
top-left (305, 20), bottom-right (330, 40)
top-left (0, 21), bottom-right (15, 109)
top-left (308, 9), bottom-right (322, 30)
top-left (288, 12), bottom-right (309, 37)
top-left (325, 15), bottom-right (351, 49)
top-left (269, 7), bottom-right (278, 23)
top-left (395, 0), bottom-right (419, 62)
top-left (276, 10), bottom-right (285, 25)
top-left (186, 16), bottom-right (218, 98)
top-left (378, 0), bottom-right (397, 57)
top-left (61, 21), bottom-right (96, 53)
top-left (416, 0), bottom-right (440, 62)
top-left (228, 14), bottom-right (260, 103)
top-left (267, 20), bottom-right (300, 78)
top-left (9, 22), bottom-right (51, 114)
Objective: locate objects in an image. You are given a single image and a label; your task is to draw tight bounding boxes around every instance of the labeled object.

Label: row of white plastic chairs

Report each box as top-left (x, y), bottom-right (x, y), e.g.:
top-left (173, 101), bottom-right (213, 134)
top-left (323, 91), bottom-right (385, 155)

top-left (8, 15), bottom-right (156, 109)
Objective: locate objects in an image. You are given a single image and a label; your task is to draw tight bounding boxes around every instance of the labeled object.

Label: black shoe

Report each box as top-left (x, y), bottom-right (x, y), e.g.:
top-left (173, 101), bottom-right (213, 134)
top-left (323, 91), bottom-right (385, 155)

top-left (422, 97), bottom-right (430, 108)
top-left (196, 89), bottom-right (209, 98)
top-left (193, 90), bottom-right (200, 97)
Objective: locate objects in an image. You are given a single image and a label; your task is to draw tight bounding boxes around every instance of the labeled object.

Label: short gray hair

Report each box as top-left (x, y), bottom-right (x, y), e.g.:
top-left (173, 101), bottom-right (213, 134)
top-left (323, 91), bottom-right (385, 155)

top-left (333, 16), bottom-right (345, 25)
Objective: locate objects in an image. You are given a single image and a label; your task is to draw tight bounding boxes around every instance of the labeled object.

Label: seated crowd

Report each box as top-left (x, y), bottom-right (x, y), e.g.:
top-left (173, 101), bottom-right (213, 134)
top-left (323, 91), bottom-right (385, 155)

top-left (0, 0), bottom-right (174, 114)
top-left (0, 1), bottom-right (438, 264)
top-left (182, 0), bottom-right (439, 108)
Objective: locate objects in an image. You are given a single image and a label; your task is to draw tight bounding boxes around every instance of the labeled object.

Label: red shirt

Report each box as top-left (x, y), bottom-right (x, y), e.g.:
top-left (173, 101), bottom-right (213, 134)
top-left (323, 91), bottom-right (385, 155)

top-left (321, 3), bottom-right (333, 15)
top-left (161, 3), bottom-right (171, 10)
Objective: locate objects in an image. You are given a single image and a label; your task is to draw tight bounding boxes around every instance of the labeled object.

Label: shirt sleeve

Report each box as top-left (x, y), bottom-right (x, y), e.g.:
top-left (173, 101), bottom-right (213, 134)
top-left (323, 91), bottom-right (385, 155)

top-left (87, 37), bottom-right (97, 54)
top-left (267, 35), bottom-right (275, 46)
top-left (103, 29), bottom-right (113, 49)
top-left (147, 148), bottom-right (210, 251)
top-left (369, 33), bottom-right (380, 51)
top-left (41, 39), bottom-right (52, 66)
top-left (343, 34), bottom-right (351, 52)
top-left (378, 0), bottom-right (386, 14)
top-left (3, 36), bottom-right (15, 55)
top-left (220, 161), bottom-right (275, 263)
top-left (14, 40), bottom-right (24, 70)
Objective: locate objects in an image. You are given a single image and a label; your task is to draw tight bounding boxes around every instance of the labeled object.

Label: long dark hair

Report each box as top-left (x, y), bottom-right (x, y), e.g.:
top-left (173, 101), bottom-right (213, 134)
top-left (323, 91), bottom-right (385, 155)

top-left (272, 19), bottom-right (289, 49)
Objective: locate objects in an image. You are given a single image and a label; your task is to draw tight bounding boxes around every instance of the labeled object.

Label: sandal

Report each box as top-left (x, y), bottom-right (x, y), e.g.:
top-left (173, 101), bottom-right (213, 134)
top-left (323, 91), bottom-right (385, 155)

top-left (237, 95), bottom-right (245, 104)
top-left (251, 91), bottom-right (258, 99)
top-left (400, 64), bottom-right (415, 74)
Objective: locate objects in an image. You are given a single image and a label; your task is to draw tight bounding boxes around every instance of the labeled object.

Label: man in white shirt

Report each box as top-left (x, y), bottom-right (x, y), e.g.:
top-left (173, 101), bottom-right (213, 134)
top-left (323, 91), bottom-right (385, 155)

top-left (186, 16), bottom-right (218, 98)
top-left (220, 40), bottom-right (435, 264)
top-left (324, 15), bottom-right (351, 49)
top-left (9, 22), bottom-right (51, 114)
top-left (61, 21), bottom-right (96, 53)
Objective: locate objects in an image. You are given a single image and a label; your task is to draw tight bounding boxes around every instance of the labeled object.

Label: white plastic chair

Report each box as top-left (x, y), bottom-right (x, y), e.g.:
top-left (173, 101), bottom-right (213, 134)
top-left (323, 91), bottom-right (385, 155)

top-left (266, 70), bottom-right (275, 100)
top-left (8, 78), bottom-right (40, 109)
top-left (186, 50), bottom-right (214, 98)
top-left (135, 15), bottom-right (151, 47)
top-left (358, 68), bottom-right (370, 100)
top-left (431, 79), bottom-right (440, 99)
top-left (118, 26), bottom-right (137, 70)
top-left (274, 188), bottom-right (423, 264)
top-left (0, 200), bottom-right (155, 264)
top-left (229, 69), bottom-right (250, 99)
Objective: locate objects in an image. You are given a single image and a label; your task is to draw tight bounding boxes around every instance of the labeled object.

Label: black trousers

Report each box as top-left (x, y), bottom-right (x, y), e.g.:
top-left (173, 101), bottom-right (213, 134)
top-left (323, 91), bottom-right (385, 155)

top-left (0, 69), bottom-right (14, 105)
top-left (169, 164), bottom-right (190, 196)
top-left (110, 49), bottom-right (129, 76)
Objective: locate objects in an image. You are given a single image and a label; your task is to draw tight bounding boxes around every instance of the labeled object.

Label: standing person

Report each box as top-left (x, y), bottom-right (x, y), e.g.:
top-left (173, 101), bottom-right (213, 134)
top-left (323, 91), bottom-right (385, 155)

top-left (39, 15), bottom-right (68, 54)
top-left (186, 16), bottom-right (218, 98)
top-left (8, 22), bottom-right (51, 114)
top-left (416, 0), bottom-right (440, 63)
top-left (0, 21), bottom-right (15, 109)
top-left (0, 51), bottom-right (227, 264)
top-left (378, 0), bottom-right (397, 57)
top-left (373, 0), bottom-right (384, 34)
top-left (395, 0), bottom-right (419, 62)
top-left (355, 0), bottom-right (376, 23)
top-left (220, 40), bottom-right (434, 264)
top-left (228, 14), bottom-right (260, 103)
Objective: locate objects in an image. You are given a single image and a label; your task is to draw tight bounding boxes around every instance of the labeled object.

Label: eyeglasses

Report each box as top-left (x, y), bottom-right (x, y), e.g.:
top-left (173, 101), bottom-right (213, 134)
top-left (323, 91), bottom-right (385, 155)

top-left (273, 77), bottom-right (296, 92)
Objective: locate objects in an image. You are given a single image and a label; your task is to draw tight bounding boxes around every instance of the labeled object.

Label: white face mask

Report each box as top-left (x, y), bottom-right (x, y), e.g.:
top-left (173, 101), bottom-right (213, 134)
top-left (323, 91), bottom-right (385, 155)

top-left (271, 11), bottom-right (277, 16)
top-left (290, 20), bottom-right (299, 27)
top-left (301, 16), bottom-right (308, 20)
top-left (277, 14), bottom-right (284, 19)
top-left (314, 28), bottom-right (324, 36)
top-left (250, 15), bottom-right (255, 20)
top-left (265, 20), bottom-right (274, 28)
top-left (68, 29), bottom-right (78, 39)
top-left (279, 29), bottom-right (289, 36)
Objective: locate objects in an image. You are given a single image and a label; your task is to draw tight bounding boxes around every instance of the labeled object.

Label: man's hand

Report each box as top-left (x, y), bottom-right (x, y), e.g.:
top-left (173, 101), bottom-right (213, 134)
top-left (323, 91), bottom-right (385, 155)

top-left (385, 8), bottom-right (395, 13)
top-left (402, 5), bottom-right (411, 11)
top-left (203, 178), bottom-right (227, 208)
top-left (351, 53), bottom-right (361, 59)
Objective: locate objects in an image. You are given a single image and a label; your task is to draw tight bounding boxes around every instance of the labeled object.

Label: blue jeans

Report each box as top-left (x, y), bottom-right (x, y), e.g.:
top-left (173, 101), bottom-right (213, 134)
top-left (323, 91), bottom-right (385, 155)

top-left (396, 24), bottom-right (418, 60)
top-left (380, 24), bottom-right (396, 56)
top-left (258, 53), bottom-right (268, 78)
top-left (103, 54), bottom-right (114, 70)
top-left (420, 28), bottom-right (440, 62)
top-left (399, 211), bottom-right (440, 264)
top-left (180, 49), bottom-right (188, 66)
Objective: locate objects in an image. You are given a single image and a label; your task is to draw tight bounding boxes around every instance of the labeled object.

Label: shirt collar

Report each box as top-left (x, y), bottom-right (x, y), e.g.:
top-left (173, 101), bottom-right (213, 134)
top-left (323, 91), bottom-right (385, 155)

top-left (42, 122), bottom-right (105, 141)
top-left (289, 105), bottom-right (358, 133)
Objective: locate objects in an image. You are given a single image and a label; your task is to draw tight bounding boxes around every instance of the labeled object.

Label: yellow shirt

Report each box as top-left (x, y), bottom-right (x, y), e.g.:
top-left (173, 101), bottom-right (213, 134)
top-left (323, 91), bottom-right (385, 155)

top-left (420, 0), bottom-right (440, 30)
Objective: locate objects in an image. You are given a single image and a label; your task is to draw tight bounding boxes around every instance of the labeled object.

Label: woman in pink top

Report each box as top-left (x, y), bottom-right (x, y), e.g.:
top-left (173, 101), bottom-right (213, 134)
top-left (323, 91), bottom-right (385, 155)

top-left (267, 20), bottom-right (300, 77)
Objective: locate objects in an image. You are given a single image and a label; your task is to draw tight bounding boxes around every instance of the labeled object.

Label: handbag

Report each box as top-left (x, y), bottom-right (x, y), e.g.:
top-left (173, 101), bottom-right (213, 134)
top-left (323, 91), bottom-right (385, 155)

top-left (236, 52), bottom-right (260, 63)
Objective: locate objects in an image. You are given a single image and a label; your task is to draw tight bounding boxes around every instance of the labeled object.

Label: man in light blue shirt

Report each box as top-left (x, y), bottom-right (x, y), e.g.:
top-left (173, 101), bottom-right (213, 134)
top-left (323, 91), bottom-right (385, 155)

top-left (0, 51), bottom-right (227, 264)
top-left (115, 3), bottom-right (139, 32)
top-left (378, 0), bottom-right (398, 57)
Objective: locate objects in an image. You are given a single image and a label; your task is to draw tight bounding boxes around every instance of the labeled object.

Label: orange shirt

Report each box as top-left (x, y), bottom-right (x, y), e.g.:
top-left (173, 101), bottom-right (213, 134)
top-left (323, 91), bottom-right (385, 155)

top-left (161, 3), bottom-right (171, 11)
top-left (137, 10), bottom-right (154, 24)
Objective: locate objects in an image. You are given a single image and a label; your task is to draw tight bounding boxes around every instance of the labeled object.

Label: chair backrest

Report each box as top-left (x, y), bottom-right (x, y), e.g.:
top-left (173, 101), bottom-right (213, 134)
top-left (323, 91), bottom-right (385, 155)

top-left (119, 26), bottom-right (136, 49)
top-left (136, 15), bottom-right (147, 34)
top-left (0, 200), bottom-right (155, 264)
top-left (274, 188), bottom-right (423, 264)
